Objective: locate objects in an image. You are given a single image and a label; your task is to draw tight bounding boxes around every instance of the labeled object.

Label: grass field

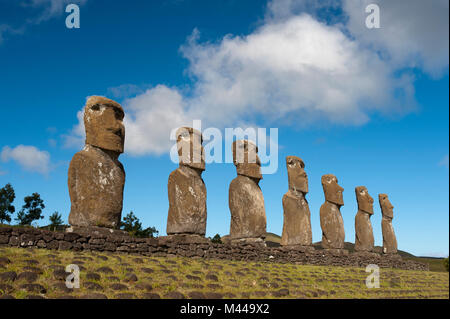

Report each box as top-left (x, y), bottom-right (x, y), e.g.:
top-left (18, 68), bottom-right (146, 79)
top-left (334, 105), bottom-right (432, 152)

top-left (0, 247), bottom-right (448, 299)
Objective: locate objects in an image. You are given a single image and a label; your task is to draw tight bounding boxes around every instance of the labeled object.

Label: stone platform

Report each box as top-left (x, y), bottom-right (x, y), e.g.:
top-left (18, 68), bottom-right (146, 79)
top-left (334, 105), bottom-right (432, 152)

top-left (0, 226), bottom-right (428, 271)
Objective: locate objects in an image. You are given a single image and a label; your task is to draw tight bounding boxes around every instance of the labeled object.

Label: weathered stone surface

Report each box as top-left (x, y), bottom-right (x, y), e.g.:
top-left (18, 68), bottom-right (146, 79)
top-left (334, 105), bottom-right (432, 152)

top-left (68, 96), bottom-right (125, 229)
top-left (281, 156), bottom-right (312, 247)
top-left (0, 225), bottom-right (427, 271)
top-left (354, 186), bottom-right (375, 252)
top-left (229, 140), bottom-right (266, 241)
top-left (167, 127), bottom-right (207, 236)
top-left (320, 174), bottom-right (345, 249)
top-left (379, 193), bottom-right (398, 254)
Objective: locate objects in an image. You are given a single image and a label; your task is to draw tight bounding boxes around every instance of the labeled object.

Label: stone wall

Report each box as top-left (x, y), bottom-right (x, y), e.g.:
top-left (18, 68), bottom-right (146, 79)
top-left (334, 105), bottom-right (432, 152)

top-left (0, 226), bottom-right (428, 271)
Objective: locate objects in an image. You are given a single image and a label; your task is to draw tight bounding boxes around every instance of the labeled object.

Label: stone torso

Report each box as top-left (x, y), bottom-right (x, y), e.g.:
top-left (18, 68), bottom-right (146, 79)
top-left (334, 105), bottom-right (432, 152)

top-left (68, 145), bottom-right (125, 228)
top-left (229, 175), bottom-right (266, 239)
top-left (281, 191), bottom-right (312, 246)
top-left (320, 201), bottom-right (345, 249)
top-left (167, 166), bottom-right (207, 235)
top-left (382, 217), bottom-right (397, 254)
top-left (354, 211), bottom-right (374, 252)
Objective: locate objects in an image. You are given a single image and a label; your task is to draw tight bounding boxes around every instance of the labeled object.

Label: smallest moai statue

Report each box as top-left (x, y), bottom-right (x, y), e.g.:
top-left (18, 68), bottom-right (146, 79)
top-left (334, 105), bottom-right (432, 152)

top-left (320, 174), bottom-right (345, 251)
top-left (354, 186), bottom-right (375, 252)
top-left (166, 127), bottom-right (207, 236)
top-left (379, 193), bottom-right (398, 254)
top-left (280, 156), bottom-right (313, 249)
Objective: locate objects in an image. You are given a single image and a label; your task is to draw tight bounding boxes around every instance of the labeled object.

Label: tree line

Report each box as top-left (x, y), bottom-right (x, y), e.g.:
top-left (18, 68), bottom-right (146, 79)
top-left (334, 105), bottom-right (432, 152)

top-left (0, 183), bottom-right (159, 237)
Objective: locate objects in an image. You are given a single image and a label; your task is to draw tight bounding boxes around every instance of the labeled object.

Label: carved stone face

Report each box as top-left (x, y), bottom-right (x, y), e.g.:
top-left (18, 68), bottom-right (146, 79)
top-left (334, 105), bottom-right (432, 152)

top-left (232, 140), bottom-right (262, 180)
top-left (176, 127), bottom-right (205, 171)
top-left (321, 174), bottom-right (344, 206)
top-left (286, 156), bottom-right (308, 193)
top-left (84, 96), bottom-right (125, 153)
top-left (379, 193), bottom-right (394, 219)
top-left (355, 186), bottom-right (374, 215)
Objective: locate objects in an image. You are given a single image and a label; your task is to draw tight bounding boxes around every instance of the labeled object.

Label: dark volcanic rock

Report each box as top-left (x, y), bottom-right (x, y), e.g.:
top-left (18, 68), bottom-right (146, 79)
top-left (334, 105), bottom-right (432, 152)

top-left (0, 271), bottom-right (17, 282)
top-left (17, 272), bottom-right (39, 283)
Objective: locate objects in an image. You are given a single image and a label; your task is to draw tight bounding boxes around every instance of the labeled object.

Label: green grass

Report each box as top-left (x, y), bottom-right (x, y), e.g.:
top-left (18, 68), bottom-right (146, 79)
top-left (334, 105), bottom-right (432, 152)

top-left (0, 247), bottom-right (448, 299)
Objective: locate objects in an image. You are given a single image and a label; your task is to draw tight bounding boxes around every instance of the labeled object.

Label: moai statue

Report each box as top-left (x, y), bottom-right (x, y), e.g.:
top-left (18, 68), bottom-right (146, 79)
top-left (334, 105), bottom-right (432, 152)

top-left (229, 140), bottom-right (267, 244)
top-left (320, 174), bottom-right (345, 250)
top-left (379, 194), bottom-right (398, 254)
top-left (281, 156), bottom-right (313, 249)
top-left (68, 96), bottom-right (125, 229)
top-left (354, 186), bottom-right (375, 252)
top-left (166, 127), bottom-right (207, 236)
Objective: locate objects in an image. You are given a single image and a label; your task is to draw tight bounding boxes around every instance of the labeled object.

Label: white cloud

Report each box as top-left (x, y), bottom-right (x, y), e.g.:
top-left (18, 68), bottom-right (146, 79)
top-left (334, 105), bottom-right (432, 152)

top-left (439, 154), bottom-right (449, 168)
top-left (64, 0), bottom-right (446, 156)
top-left (1, 145), bottom-right (51, 175)
top-left (343, 0), bottom-right (449, 77)
top-left (62, 108), bottom-right (85, 149)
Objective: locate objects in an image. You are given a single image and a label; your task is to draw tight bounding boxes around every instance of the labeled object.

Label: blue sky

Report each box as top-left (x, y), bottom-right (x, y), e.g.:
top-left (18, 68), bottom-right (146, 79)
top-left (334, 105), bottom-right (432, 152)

top-left (0, 0), bottom-right (448, 257)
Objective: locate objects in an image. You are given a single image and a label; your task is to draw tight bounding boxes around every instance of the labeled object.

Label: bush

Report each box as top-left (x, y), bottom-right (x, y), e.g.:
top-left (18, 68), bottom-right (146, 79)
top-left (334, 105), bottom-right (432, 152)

top-left (120, 211), bottom-right (158, 238)
top-left (444, 257), bottom-right (449, 272)
top-left (211, 234), bottom-right (222, 244)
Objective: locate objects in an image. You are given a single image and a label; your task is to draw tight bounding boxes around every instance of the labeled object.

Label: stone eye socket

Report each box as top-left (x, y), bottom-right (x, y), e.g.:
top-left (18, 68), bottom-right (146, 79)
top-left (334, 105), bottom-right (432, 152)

top-left (114, 108), bottom-right (124, 120)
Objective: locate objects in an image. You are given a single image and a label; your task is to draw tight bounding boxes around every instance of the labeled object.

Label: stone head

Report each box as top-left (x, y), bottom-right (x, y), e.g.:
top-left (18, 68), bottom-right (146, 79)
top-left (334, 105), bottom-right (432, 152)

top-left (321, 174), bottom-right (344, 206)
top-left (286, 156), bottom-right (308, 193)
top-left (379, 193), bottom-right (394, 219)
top-left (232, 140), bottom-right (262, 180)
top-left (355, 186), bottom-right (374, 215)
top-left (176, 127), bottom-right (205, 171)
top-left (84, 96), bottom-right (125, 153)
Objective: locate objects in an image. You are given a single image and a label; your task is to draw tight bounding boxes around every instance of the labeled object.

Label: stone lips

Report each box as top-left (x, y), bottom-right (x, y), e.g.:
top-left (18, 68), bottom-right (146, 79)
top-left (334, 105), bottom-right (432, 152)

top-left (167, 127), bottom-right (207, 236)
top-left (379, 194), bottom-right (398, 254)
top-left (229, 140), bottom-right (267, 241)
top-left (68, 96), bottom-right (125, 229)
top-left (320, 174), bottom-right (345, 249)
top-left (232, 140), bottom-right (262, 180)
top-left (281, 155), bottom-right (312, 247)
top-left (321, 174), bottom-right (344, 206)
top-left (354, 186), bottom-right (375, 252)
top-left (176, 127), bottom-right (205, 171)
top-left (84, 96), bottom-right (125, 154)
top-left (286, 156), bottom-right (308, 193)
top-left (0, 226), bottom-right (428, 271)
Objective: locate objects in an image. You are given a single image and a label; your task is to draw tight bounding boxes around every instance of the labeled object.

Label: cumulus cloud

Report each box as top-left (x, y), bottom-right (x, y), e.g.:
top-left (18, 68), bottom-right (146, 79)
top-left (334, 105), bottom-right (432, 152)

top-left (1, 145), bottom-right (51, 175)
top-left (343, 0), bottom-right (449, 77)
top-left (64, 0), bottom-right (446, 156)
top-left (62, 107), bottom-right (85, 149)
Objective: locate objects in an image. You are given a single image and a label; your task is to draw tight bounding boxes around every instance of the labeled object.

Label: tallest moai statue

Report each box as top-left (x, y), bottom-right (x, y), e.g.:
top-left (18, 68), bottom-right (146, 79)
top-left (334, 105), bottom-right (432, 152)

top-left (68, 96), bottom-right (126, 229)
